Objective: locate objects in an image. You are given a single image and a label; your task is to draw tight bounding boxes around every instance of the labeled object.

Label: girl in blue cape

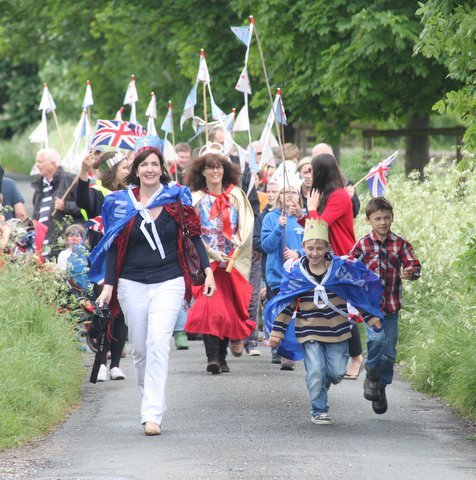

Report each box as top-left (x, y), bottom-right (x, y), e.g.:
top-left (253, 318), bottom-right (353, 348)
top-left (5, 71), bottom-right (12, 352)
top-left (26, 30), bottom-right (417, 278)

top-left (266, 218), bottom-right (383, 425)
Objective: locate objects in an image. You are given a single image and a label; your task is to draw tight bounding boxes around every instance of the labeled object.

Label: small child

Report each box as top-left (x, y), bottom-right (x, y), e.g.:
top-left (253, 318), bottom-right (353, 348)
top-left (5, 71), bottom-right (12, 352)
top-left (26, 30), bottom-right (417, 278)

top-left (265, 218), bottom-right (383, 425)
top-left (57, 224), bottom-right (85, 272)
top-left (350, 197), bottom-right (421, 415)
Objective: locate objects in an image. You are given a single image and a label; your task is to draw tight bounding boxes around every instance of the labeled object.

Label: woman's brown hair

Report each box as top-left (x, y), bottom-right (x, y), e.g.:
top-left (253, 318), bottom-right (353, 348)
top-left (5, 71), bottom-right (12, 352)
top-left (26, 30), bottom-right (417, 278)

top-left (185, 153), bottom-right (241, 192)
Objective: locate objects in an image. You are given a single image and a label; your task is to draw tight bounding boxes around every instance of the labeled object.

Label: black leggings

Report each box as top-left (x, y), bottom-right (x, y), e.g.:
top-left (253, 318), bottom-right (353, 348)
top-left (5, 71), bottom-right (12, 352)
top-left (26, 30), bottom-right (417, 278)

top-left (348, 325), bottom-right (363, 357)
top-left (103, 312), bottom-right (128, 369)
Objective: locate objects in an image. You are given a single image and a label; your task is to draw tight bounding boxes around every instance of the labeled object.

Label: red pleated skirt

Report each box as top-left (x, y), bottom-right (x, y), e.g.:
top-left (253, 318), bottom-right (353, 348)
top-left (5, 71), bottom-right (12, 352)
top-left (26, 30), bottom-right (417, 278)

top-left (185, 262), bottom-right (255, 340)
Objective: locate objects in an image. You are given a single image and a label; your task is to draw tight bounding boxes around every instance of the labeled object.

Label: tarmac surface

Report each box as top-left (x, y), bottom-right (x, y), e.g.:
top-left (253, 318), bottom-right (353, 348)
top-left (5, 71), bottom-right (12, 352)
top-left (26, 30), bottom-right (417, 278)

top-left (0, 340), bottom-right (474, 480)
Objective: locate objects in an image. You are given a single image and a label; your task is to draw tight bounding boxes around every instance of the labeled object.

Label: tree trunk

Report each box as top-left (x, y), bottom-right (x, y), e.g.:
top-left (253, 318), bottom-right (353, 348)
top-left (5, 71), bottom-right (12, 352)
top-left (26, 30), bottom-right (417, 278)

top-left (405, 114), bottom-right (430, 178)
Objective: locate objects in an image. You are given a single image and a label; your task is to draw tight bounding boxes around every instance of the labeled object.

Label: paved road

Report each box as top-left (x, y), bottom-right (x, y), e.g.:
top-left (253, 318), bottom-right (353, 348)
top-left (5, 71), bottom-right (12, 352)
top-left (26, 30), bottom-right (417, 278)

top-left (1, 340), bottom-right (474, 480)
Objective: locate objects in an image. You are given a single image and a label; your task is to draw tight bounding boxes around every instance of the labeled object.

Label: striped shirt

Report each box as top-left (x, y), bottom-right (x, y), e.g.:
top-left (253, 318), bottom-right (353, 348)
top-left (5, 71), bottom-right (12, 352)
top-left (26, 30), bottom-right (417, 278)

top-left (272, 268), bottom-right (352, 344)
top-left (350, 230), bottom-right (421, 314)
top-left (38, 178), bottom-right (54, 244)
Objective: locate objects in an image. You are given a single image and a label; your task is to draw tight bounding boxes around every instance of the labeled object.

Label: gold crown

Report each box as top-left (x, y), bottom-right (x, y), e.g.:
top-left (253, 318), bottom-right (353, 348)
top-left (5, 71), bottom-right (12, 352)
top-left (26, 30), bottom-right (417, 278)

top-left (302, 218), bottom-right (329, 244)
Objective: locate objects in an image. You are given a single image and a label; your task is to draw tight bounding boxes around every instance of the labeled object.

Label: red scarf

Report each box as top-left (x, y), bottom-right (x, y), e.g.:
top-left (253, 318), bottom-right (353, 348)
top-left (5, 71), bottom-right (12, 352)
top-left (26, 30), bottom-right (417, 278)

top-left (208, 184), bottom-right (235, 240)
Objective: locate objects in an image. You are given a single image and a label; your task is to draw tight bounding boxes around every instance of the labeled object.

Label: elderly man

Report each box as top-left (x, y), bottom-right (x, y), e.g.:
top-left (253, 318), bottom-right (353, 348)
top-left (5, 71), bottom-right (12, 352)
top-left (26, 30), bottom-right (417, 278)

top-left (32, 148), bottom-right (82, 257)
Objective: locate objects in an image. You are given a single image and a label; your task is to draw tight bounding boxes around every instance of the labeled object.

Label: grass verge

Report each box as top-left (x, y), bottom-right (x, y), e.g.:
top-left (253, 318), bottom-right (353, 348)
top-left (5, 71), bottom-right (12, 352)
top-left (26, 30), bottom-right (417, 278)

top-left (0, 261), bottom-right (83, 450)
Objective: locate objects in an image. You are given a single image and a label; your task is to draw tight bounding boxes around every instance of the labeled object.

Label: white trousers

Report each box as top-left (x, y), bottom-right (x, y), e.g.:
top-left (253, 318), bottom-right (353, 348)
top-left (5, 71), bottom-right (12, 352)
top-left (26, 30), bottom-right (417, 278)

top-left (117, 276), bottom-right (185, 425)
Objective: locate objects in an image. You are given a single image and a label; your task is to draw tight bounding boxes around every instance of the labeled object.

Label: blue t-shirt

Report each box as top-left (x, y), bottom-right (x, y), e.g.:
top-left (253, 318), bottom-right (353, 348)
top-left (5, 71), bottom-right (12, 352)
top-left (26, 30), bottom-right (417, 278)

top-left (1, 177), bottom-right (24, 220)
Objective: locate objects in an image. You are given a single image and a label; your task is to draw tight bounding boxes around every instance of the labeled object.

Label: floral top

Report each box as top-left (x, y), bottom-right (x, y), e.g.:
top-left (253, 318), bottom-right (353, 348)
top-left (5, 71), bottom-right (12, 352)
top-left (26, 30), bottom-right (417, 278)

top-left (197, 192), bottom-right (239, 257)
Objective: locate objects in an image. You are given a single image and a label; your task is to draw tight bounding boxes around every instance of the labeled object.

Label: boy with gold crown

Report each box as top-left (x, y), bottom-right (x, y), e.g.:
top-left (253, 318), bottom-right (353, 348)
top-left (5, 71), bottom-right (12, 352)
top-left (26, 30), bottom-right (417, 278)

top-left (265, 218), bottom-right (384, 425)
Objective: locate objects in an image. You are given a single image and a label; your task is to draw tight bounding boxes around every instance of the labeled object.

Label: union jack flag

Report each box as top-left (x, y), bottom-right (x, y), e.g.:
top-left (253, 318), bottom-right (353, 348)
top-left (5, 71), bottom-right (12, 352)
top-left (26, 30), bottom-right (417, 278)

top-left (84, 216), bottom-right (104, 235)
top-left (90, 120), bottom-right (146, 151)
top-left (364, 151), bottom-right (398, 197)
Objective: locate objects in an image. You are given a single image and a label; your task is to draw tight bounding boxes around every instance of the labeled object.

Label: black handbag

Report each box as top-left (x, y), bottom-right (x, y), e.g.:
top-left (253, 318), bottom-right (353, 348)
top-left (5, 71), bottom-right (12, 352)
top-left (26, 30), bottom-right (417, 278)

top-left (177, 198), bottom-right (206, 286)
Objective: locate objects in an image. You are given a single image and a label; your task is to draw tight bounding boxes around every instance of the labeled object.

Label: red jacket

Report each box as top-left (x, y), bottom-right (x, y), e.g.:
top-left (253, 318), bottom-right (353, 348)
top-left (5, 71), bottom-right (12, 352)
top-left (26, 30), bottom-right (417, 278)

top-left (303, 188), bottom-right (355, 255)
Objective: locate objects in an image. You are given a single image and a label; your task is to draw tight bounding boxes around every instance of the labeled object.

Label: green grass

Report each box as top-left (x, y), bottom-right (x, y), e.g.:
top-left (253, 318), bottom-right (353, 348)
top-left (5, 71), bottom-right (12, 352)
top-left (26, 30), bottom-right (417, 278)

top-left (0, 122), bottom-right (76, 176)
top-left (0, 262), bottom-right (84, 450)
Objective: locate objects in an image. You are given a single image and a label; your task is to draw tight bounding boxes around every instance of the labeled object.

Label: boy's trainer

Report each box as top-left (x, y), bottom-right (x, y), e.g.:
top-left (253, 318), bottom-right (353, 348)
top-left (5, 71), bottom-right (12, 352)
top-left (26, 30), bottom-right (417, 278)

top-left (311, 412), bottom-right (332, 425)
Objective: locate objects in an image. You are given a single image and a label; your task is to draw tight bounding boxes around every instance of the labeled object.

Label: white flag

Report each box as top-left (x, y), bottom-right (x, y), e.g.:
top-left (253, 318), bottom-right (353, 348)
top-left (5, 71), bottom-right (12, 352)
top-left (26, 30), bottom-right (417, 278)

top-left (233, 104), bottom-right (250, 132)
top-left (38, 84), bottom-right (56, 113)
top-left (235, 66), bottom-right (252, 95)
top-left (147, 116), bottom-right (158, 136)
top-left (163, 138), bottom-right (176, 162)
top-left (114, 107), bottom-right (124, 121)
top-left (123, 75), bottom-right (138, 105)
top-left (29, 110), bottom-right (48, 145)
top-left (180, 84), bottom-right (198, 130)
top-left (145, 93), bottom-right (157, 119)
top-left (197, 50), bottom-right (210, 83)
top-left (82, 81), bottom-right (94, 109)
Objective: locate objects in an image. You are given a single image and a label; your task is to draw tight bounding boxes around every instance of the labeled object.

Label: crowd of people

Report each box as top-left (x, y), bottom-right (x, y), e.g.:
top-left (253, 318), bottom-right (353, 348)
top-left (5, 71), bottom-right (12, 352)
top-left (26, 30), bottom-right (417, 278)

top-left (0, 130), bottom-right (420, 435)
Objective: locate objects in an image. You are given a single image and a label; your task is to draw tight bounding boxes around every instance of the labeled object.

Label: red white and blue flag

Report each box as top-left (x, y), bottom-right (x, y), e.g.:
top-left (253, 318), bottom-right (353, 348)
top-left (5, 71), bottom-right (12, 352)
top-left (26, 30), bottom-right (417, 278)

top-left (84, 216), bottom-right (104, 235)
top-left (90, 120), bottom-right (146, 151)
top-left (364, 151), bottom-right (398, 197)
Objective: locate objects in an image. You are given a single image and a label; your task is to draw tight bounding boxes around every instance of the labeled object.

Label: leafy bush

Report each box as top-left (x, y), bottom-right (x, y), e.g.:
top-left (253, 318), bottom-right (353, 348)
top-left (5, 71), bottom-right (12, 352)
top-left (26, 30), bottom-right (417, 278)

top-left (353, 159), bottom-right (476, 419)
top-left (0, 261), bottom-right (83, 450)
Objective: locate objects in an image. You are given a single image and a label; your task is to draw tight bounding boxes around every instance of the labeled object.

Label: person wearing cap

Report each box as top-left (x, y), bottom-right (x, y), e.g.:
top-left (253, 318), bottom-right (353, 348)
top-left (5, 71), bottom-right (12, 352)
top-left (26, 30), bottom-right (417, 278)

top-left (266, 218), bottom-right (383, 425)
top-left (76, 150), bottom-right (132, 382)
top-left (92, 135), bottom-right (215, 436)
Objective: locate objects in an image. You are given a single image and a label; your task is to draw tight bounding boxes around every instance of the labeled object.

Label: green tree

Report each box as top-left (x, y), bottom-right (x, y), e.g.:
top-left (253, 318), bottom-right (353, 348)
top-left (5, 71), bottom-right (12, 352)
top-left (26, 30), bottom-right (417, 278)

top-left (415, 1), bottom-right (476, 157)
top-left (235, 0), bottom-right (458, 174)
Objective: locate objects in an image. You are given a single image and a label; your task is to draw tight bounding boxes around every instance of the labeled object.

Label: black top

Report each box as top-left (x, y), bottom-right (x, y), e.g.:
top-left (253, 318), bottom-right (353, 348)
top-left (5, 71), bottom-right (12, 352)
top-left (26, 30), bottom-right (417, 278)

top-left (105, 208), bottom-right (209, 285)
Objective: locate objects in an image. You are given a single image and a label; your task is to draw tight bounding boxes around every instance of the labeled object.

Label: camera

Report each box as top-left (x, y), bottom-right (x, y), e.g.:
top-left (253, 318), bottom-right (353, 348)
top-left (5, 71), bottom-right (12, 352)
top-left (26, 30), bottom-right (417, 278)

top-left (88, 303), bottom-right (111, 339)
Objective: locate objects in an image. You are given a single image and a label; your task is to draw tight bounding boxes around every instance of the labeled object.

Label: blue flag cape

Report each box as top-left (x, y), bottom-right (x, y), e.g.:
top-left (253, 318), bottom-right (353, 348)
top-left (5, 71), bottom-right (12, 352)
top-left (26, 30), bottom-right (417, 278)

top-left (264, 255), bottom-right (384, 361)
top-left (88, 182), bottom-right (192, 283)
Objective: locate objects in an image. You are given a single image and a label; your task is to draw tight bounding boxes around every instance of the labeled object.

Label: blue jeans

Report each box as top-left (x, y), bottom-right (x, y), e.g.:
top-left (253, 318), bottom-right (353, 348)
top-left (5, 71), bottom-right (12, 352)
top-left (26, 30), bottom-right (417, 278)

top-left (302, 340), bottom-right (349, 416)
top-left (365, 312), bottom-right (399, 386)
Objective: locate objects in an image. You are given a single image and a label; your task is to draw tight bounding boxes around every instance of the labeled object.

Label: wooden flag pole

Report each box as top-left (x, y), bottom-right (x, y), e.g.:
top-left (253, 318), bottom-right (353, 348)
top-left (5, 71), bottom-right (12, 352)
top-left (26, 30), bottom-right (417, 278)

top-left (51, 109), bottom-right (66, 151)
top-left (51, 174), bottom-right (80, 217)
top-left (249, 16), bottom-right (286, 164)
top-left (169, 100), bottom-right (178, 182)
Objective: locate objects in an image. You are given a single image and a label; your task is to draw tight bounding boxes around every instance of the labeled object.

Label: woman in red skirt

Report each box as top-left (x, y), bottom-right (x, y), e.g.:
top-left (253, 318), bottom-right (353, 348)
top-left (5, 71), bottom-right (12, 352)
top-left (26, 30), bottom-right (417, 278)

top-left (185, 150), bottom-right (255, 374)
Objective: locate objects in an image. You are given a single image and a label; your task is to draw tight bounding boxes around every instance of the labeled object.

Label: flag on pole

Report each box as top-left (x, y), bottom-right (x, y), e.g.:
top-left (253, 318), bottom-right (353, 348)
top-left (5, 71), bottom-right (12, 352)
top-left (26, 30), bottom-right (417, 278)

top-left (197, 49), bottom-right (210, 83)
top-left (230, 25), bottom-right (253, 48)
top-left (114, 107), bottom-right (124, 121)
top-left (274, 88), bottom-right (287, 125)
top-left (364, 151), bottom-right (398, 197)
top-left (180, 84), bottom-right (197, 130)
top-left (85, 216), bottom-right (104, 235)
top-left (90, 120), bottom-right (146, 151)
top-left (235, 67), bottom-right (252, 95)
top-left (123, 74), bottom-right (138, 124)
top-left (29, 109), bottom-right (48, 145)
top-left (82, 80), bottom-right (94, 109)
top-left (161, 101), bottom-right (174, 134)
top-left (73, 109), bottom-right (90, 140)
top-left (145, 92), bottom-right (157, 136)
top-left (233, 104), bottom-right (250, 132)
top-left (38, 83), bottom-right (56, 113)
top-left (145, 92), bottom-right (157, 119)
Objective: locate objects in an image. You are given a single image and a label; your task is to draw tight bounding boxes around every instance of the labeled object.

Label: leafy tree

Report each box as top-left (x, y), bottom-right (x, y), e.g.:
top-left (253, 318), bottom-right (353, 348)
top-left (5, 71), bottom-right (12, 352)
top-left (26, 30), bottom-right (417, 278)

top-left (235, 0), bottom-right (459, 174)
top-left (415, 1), bottom-right (476, 157)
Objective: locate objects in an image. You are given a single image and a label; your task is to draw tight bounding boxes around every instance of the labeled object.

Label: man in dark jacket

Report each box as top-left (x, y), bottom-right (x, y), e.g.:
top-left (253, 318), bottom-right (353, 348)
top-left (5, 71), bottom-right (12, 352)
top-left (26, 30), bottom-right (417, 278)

top-left (32, 148), bottom-right (83, 257)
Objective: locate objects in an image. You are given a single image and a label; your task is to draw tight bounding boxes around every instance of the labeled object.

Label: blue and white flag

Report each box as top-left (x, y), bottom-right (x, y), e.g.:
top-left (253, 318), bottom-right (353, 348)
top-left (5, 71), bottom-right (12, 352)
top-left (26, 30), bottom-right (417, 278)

top-left (264, 256), bottom-right (384, 360)
top-left (161, 102), bottom-right (174, 134)
top-left (230, 25), bottom-right (252, 47)
top-left (180, 84), bottom-right (197, 130)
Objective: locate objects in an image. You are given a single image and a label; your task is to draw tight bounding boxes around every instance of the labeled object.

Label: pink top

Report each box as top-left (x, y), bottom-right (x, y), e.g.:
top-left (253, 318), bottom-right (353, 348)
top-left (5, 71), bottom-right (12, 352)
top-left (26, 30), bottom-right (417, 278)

top-left (306, 188), bottom-right (355, 256)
